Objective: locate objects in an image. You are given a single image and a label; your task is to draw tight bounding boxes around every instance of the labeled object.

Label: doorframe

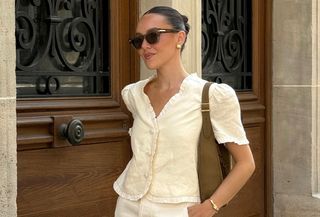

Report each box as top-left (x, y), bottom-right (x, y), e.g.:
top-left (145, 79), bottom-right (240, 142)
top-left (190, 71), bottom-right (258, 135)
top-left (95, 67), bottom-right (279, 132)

top-left (16, 0), bottom-right (141, 215)
top-left (252, 0), bottom-right (273, 215)
top-left (265, 0), bottom-right (273, 216)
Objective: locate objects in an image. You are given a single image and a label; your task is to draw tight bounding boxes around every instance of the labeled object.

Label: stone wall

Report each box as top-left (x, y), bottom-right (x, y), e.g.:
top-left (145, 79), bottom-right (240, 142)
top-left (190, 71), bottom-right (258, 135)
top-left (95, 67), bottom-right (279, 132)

top-left (273, 0), bottom-right (320, 216)
top-left (0, 0), bottom-right (17, 216)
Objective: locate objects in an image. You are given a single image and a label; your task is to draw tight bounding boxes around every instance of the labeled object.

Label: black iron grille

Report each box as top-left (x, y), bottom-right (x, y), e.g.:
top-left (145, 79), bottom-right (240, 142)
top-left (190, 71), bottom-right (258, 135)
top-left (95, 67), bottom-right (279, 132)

top-left (16, 0), bottom-right (110, 97)
top-left (202, 0), bottom-right (252, 90)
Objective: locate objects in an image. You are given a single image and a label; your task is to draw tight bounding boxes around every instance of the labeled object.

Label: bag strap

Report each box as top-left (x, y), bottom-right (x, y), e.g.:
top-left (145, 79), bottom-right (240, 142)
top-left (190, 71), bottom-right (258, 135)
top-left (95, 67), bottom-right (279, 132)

top-left (201, 82), bottom-right (212, 112)
top-left (201, 82), bottom-right (214, 138)
top-left (201, 82), bottom-right (229, 177)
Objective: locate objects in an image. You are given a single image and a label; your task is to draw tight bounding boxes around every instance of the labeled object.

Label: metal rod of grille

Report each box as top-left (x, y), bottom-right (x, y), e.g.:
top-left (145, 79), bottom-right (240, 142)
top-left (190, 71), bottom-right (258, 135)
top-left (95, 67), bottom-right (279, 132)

top-left (202, 0), bottom-right (252, 90)
top-left (16, 0), bottom-right (110, 97)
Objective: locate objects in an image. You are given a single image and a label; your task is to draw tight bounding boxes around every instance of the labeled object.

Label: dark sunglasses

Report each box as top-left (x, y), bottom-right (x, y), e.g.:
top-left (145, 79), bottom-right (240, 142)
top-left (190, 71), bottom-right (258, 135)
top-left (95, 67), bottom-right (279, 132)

top-left (129, 28), bottom-right (180, 49)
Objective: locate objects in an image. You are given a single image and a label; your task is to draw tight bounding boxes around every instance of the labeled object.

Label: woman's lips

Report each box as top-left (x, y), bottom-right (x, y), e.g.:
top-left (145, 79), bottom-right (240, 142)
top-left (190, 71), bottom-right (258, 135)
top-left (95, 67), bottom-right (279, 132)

top-left (143, 53), bottom-right (154, 61)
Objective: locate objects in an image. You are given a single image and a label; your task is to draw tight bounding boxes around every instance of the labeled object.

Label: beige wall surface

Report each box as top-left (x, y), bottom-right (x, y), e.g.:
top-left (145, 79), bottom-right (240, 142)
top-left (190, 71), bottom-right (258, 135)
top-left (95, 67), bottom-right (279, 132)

top-left (0, 0), bottom-right (17, 216)
top-left (273, 0), bottom-right (320, 216)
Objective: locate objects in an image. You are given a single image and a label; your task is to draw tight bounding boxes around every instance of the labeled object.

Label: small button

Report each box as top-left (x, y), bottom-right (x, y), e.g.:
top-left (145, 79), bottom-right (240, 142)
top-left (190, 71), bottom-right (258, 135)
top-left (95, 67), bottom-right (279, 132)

top-left (146, 151), bottom-right (152, 157)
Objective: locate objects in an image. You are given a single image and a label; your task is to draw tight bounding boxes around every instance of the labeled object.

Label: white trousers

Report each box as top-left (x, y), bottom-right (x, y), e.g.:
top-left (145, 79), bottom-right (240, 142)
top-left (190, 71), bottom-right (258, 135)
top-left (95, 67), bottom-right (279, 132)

top-left (114, 196), bottom-right (197, 217)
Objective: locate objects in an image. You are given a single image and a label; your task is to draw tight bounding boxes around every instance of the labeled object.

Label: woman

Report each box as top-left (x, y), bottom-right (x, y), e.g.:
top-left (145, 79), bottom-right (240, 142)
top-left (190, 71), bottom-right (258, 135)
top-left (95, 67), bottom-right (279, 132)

top-left (113, 6), bottom-right (255, 217)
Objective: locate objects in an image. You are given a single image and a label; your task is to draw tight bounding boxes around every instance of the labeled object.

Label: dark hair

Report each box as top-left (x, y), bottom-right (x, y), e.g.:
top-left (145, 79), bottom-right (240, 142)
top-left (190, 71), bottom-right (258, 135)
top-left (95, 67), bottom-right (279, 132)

top-left (143, 6), bottom-right (190, 51)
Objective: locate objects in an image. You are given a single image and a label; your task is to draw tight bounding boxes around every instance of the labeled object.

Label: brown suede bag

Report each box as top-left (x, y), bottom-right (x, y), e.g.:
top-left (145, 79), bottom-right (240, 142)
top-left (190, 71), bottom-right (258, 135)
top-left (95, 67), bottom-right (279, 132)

top-left (197, 82), bottom-right (232, 202)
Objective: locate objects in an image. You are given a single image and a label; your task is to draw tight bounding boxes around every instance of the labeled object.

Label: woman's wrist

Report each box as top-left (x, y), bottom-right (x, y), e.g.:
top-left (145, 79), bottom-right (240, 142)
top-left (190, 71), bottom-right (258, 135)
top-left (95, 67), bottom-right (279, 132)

top-left (209, 199), bottom-right (220, 213)
top-left (203, 199), bottom-right (218, 216)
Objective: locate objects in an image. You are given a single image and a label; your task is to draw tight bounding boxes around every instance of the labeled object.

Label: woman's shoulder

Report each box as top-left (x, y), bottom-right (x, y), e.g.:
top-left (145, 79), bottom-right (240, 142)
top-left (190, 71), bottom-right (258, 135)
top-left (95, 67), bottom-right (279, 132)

top-left (186, 73), bottom-right (235, 97)
top-left (122, 76), bottom-right (153, 94)
top-left (186, 73), bottom-right (236, 102)
top-left (182, 73), bottom-right (206, 91)
top-left (209, 82), bottom-right (238, 105)
top-left (121, 77), bottom-right (153, 113)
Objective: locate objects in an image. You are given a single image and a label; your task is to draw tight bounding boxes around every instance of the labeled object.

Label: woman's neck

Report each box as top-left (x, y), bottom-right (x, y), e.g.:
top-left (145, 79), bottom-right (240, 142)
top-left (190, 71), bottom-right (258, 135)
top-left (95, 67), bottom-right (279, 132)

top-left (154, 61), bottom-right (189, 90)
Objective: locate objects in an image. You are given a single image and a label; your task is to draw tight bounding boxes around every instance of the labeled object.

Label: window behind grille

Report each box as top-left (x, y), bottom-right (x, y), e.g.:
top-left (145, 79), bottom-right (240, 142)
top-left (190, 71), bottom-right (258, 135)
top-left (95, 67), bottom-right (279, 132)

top-left (202, 0), bottom-right (252, 90)
top-left (16, 0), bottom-right (110, 97)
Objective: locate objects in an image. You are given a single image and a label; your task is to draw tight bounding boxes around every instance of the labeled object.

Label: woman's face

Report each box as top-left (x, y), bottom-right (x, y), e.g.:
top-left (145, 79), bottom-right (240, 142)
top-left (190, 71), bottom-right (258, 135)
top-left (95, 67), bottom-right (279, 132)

top-left (135, 13), bottom-right (183, 70)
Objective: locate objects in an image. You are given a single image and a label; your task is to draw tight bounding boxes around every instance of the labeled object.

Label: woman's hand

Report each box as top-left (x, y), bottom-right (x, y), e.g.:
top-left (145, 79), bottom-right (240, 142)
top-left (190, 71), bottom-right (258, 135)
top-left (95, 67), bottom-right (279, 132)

top-left (187, 200), bottom-right (217, 217)
top-left (187, 143), bottom-right (255, 217)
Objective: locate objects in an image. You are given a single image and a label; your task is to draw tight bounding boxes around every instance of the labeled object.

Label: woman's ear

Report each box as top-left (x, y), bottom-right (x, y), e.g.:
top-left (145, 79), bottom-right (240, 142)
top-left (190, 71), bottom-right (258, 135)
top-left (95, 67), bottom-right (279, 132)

top-left (177, 31), bottom-right (187, 45)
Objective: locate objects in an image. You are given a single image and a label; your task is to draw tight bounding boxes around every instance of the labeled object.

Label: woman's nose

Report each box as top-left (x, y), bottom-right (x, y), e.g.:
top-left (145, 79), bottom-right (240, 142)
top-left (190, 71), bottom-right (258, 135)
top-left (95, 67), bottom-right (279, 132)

top-left (140, 38), bottom-right (151, 49)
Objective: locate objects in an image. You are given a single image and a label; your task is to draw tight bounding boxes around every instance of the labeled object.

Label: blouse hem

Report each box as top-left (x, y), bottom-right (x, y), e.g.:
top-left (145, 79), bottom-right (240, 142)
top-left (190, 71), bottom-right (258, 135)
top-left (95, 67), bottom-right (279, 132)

top-left (145, 194), bottom-right (201, 204)
top-left (216, 137), bottom-right (249, 145)
top-left (113, 182), bottom-right (143, 201)
top-left (114, 181), bottom-right (201, 204)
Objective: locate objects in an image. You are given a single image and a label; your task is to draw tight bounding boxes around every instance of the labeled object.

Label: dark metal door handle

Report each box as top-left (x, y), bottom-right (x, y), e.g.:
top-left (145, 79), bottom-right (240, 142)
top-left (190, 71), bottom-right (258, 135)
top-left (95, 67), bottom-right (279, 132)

top-left (59, 119), bottom-right (84, 145)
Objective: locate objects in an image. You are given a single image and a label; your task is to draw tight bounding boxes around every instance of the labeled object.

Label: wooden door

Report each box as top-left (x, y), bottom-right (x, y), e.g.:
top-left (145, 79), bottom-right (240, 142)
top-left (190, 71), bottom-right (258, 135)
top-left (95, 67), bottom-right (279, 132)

top-left (202, 0), bottom-right (270, 216)
top-left (16, 1), bottom-right (139, 216)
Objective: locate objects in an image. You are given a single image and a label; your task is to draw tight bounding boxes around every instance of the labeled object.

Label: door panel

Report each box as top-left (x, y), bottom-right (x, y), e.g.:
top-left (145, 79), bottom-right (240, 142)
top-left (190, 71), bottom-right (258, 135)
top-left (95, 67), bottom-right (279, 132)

top-left (202, 0), bottom-right (268, 216)
top-left (18, 142), bottom-right (130, 217)
top-left (17, 112), bottom-right (130, 151)
top-left (17, 0), bottom-right (139, 216)
top-left (216, 126), bottom-right (265, 217)
top-left (17, 1), bottom-right (269, 216)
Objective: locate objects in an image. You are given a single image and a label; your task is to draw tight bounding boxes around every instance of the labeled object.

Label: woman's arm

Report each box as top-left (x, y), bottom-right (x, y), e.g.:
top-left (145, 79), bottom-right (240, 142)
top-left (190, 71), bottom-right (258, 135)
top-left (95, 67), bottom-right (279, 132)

top-left (188, 143), bottom-right (255, 217)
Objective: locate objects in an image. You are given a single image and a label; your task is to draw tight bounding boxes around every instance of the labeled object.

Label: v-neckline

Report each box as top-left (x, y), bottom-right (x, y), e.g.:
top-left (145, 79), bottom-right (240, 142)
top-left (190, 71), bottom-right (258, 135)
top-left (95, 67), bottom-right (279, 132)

top-left (142, 74), bottom-right (191, 119)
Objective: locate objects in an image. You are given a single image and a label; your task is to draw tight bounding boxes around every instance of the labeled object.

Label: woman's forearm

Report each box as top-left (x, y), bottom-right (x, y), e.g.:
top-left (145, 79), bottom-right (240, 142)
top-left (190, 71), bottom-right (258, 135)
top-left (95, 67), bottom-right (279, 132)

top-left (209, 160), bottom-right (255, 208)
top-left (208, 142), bottom-right (256, 211)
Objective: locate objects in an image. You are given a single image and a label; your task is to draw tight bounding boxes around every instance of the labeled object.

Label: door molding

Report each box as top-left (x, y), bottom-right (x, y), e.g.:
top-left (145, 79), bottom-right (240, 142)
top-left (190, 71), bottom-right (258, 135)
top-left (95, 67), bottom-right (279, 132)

top-left (265, 0), bottom-right (273, 216)
top-left (17, 0), bottom-right (140, 151)
top-left (17, 1), bottom-right (140, 216)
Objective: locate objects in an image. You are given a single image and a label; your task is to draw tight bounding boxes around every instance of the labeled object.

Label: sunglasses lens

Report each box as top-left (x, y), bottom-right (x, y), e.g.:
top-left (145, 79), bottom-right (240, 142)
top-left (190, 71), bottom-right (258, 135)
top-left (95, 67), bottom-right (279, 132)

top-left (130, 30), bottom-right (163, 49)
top-left (131, 36), bottom-right (144, 49)
top-left (145, 31), bottom-right (159, 44)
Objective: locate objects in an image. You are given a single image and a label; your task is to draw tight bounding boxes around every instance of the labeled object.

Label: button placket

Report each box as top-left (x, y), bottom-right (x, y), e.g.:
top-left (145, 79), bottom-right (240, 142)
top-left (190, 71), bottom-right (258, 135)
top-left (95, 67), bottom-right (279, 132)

top-left (143, 119), bottom-right (159, 192)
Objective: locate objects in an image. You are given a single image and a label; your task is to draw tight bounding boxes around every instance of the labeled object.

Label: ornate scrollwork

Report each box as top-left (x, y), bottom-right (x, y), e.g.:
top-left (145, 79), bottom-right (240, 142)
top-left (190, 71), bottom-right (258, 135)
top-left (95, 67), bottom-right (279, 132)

top-left (56, 17), bottom-right (96, 71)
top-left (62, 0), bottom-right (72, 10)
top-left (30, 0), bottom-right (41, 7)
top-left (16, 0), bottom-right (101, 96)
top-left (16, 12), bottom-right (36, 50)
top-left (222, 30), bottom-right (243, 72)
top-left (202, 0), bottom-right (252, 90)
top-left (16, 0), bottom-right (97, 71)
top-left (82, 0), bottom-right (97, 18)
top-left (15, 0), bottom-right (52, 71)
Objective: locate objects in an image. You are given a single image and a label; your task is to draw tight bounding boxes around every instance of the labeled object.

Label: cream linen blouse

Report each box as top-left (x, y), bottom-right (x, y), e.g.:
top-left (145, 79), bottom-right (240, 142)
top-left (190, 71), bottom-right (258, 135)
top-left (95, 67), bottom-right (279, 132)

top-left (113, 73), bottom-right (249, 203)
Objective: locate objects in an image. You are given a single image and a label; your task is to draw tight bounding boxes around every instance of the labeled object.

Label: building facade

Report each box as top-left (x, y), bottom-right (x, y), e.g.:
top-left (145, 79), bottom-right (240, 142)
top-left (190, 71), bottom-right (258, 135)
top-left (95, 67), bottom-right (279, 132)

top-left (0, 0), bottom-right (319, 216)
top-left (0, 0), bottom-right (17, 216)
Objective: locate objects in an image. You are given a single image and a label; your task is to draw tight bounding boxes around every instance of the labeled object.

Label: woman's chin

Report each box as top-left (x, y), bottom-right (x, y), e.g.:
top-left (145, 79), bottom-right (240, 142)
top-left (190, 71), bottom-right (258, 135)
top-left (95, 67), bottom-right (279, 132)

top-left (144, 62), bottom-right (158, 70)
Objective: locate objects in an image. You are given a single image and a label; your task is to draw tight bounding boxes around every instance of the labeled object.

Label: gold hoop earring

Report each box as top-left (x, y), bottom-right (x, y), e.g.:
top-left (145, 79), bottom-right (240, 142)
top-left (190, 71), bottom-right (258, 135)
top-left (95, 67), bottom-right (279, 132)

top-left (176, 44), bottom-right (182, 49)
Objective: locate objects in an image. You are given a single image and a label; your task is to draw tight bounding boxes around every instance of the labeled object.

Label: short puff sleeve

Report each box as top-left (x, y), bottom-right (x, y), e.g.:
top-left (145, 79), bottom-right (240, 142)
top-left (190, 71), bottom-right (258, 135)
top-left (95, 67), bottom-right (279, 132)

top-left (121, 84), bottom-right (136, 115)
top-left (209, 83), bottom-right (249, 145)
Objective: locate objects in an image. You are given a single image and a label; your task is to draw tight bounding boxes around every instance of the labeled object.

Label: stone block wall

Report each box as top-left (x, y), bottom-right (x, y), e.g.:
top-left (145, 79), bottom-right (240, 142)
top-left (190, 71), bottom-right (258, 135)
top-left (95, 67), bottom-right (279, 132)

top-left (0, 0), bottom-right (17, 216)
top-left (273, 0), bottom-right (320, 216)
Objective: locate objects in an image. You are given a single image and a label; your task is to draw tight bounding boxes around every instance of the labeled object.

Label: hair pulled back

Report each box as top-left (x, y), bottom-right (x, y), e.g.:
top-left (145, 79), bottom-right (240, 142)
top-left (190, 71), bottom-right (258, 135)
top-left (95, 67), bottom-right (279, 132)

top-left (143, 6), bottom-right (190, 51)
